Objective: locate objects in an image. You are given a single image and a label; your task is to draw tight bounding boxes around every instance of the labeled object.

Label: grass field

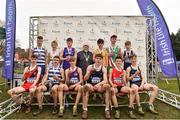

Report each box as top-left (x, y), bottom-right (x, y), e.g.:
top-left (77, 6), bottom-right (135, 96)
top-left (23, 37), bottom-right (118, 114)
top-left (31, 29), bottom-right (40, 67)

top-left (7, 99), bottom-right (180, 119)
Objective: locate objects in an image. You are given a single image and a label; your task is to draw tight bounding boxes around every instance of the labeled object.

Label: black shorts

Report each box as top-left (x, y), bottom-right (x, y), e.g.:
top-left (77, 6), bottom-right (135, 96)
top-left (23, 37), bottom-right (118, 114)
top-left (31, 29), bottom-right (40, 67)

top-left (45, 83), bottom-right (59, 91)
top-left (124, 62), bottom-right (131, 70)
top-left (130, 81), bottom-right (141, 87)
top-left (117, 86), bottom-right (123, 92)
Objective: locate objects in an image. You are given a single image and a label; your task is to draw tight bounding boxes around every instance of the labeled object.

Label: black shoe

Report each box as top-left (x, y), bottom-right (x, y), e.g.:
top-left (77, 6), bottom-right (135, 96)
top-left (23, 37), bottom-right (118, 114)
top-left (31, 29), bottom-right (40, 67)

top-left (33, 109), bottom-right (42, 116)
top-left (52, 106), bottom-right (58, 115)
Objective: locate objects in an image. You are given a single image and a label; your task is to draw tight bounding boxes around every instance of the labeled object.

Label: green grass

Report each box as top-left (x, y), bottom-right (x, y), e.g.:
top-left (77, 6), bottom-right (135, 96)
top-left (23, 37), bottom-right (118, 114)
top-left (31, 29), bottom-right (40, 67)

top-left (7, 100), bottom-right (180, 119)
top-left (158, 79), bottom-right (180, 94)
top-left (0, 69), bottom-right (10, 102)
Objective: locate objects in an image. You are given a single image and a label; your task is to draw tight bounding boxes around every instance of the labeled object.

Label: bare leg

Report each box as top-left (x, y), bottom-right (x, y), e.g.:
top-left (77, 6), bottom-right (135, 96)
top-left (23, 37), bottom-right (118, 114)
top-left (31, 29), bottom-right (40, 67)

top-left (74, 85), bottom-right (82, 106)
top-left (110, 87), bottom-right (118, 107)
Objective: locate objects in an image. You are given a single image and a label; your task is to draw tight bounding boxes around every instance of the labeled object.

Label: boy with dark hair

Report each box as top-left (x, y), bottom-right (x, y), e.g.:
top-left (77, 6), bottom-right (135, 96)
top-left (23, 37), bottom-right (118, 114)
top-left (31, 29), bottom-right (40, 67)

top-left (93, 39), bottom-right (108, 67)
top-left (29, 36), bottom-right (47, 76)
top-left (33, 56), bottom-right (65, 116)
top-left (60, 37), bottom-right (77, 70)
top-left (82, 54), bottom-right (111, 119)
top-left (107, 35), bottom-right (122, 68)
top-left (109, 56), bottom-right (136, 119)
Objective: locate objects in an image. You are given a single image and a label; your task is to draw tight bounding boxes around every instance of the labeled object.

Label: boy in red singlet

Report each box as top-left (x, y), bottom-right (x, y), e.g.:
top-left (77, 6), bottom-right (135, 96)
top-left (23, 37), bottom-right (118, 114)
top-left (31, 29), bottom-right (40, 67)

top-left (109, 56), bottom-right (136, 119)
top-left (7, 54), bottom-right (42, 113)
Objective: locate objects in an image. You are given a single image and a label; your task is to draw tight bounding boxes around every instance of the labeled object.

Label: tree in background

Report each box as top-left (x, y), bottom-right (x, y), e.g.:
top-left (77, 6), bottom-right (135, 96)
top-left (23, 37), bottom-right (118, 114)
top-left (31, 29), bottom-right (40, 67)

top-left (171, 28), bottom-right (180, 61)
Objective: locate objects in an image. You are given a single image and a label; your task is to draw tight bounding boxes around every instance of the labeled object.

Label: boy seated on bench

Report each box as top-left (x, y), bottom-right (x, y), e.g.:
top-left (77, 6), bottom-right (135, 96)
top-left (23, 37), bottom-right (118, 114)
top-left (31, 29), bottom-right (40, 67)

top-left (33, 56), bottom-right (65, 116)
top-left (109, 56), bottom-right (137, 119)
top-left (64, 57), bottom-right (83, 116)
top-left (82, 54), bottom-right (111, 119)
top-left (7, 54), bottom-right (41, 113)
top-left (126, 54), bottom-right (159, 114)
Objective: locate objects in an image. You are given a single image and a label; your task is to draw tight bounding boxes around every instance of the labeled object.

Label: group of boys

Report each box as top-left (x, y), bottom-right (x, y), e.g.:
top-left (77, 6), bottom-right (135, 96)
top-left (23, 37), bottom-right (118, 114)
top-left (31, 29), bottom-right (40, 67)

top-left (8, 35), bottom-right (159, 119)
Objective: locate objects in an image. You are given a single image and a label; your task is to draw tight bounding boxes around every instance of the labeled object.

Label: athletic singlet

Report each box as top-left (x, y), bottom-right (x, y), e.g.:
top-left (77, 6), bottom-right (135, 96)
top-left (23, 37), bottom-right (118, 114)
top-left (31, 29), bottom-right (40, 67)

top-left (123, 49), bottom-right (134, 63)
top-left (94, 48), bottom-right (108, 66)
top-left (62, 47), bottom-right (75, 70)
top-left (111, 68), bottom-right (125, 86)
top-left (88, 65), bottom-right (103, 85)
top-left (33, 47), bottom-right (46, 66)
top-left (24, 66), bottom-right (39, 83)
top-left (69, 67), bottom-right (80, 85)
top-left (48, 66), bottom-right (62, 84)
top-left (108, 46), bottom-right (120, 62)
top-left (129, 65), bottom-right (142, 85)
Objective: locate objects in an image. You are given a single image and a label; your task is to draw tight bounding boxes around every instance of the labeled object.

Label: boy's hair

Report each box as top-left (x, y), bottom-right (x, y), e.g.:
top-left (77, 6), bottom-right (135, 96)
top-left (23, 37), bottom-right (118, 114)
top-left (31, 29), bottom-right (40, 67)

top-left (37, 36), bottom-right (43, 40)
top-left (66, 37), bottom-right (73, 42)
top-left (69, 57), bottom-right (76, 62)
top-left (115, 56), bottom-right (123, 61)
top-left (95, 54), bottom-right (103, 59)
top-left (125, 40), bottom-right (131, 46)
top-left (51, 40), bottom-right (58, 46)
top-left (31, 54), bottom-right (38, 59)
top-left (53, 56), bottom-right (60, 59)
top-left (130, 54), bottom-right (137, 59)
top-left (111, 35), bottom-right (117, 39)
top-left (97, 38), bottom-right (104, 44)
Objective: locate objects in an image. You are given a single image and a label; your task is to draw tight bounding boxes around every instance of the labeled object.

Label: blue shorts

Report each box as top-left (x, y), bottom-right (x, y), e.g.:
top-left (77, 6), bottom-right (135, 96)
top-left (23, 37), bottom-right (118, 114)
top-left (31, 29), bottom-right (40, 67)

top-left (38, 65), bottom-right (46, 76)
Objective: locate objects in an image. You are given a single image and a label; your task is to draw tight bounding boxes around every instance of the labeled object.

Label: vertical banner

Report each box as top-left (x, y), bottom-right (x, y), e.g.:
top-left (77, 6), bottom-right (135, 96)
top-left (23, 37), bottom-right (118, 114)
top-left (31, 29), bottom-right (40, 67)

top-left (137, 0), bottom-right (178, 77)
top-left (2, 0), bottom-right (16, 80)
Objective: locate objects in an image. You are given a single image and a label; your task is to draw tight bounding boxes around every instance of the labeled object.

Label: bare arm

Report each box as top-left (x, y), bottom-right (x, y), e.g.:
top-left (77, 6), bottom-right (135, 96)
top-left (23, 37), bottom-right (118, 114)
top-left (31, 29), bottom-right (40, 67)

top-left (84, 65), bottom-right (92, 81)
top-left (98, 67), bottom-right (107, 86)
top-left (33, 67), bottom-right (42, 85)
top-left (22, 67), bottom-right (28, 82)
top-left (60, 68), bottom-right (65, 83)
top-left (65, 69), bottom-right (70, 84)
top-left (60, 48), bottom-right (67, 61)
top-left (41, 67), bottom-right (49, 84)
top-left (126, 67), bottom-right (138, 81)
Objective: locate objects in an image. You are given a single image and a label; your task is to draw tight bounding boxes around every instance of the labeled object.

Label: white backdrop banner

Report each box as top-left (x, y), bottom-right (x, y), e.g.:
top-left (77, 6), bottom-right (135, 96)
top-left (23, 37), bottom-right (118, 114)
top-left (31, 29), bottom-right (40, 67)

top-left (38, 16), bottom-right (147, 80)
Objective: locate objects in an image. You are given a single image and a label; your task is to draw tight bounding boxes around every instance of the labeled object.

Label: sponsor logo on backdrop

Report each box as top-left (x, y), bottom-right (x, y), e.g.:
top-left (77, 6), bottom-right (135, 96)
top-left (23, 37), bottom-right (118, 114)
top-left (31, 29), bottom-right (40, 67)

top-left (125, 21), bottom-right (130, 26)
top-left (52, 30), bottom-right (60, 33)
top-left (112, 22), bottom-right (120, 25)
top-left (78, 37), bottom-right (83, 44)
top-left (76, 30), bottom-right (85, 33)
top-left (64, 22), bottom-right (73, 25)
top-left (137, 30), bottom-right (142, 36)
top-left (100, 30), bottom-right (108, 34)
top-left (135, 38), bottom-right (144, 42)
top-left (42, 29), bottom-right (47, 36)
top-left (102, 21), bottom-right (107, 26)
top-left (90, 29), bottom-right (95, 34)
top-left (135, 22), bottom-right (144, 26)
top-left (77, 21), bottom-right (83, 27)
top-left (114, 28), bottom-right (118, 34)
top-left (53, 20), bottom-right (59, 27)
top-left (88, 21), bottom-right (96, 25)
top-left (66, 29), bottom-right (71, 35)
top-left (123, 30), bottom-right (132, 34)
top-left (88, 38), bottom-right (96, 41)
